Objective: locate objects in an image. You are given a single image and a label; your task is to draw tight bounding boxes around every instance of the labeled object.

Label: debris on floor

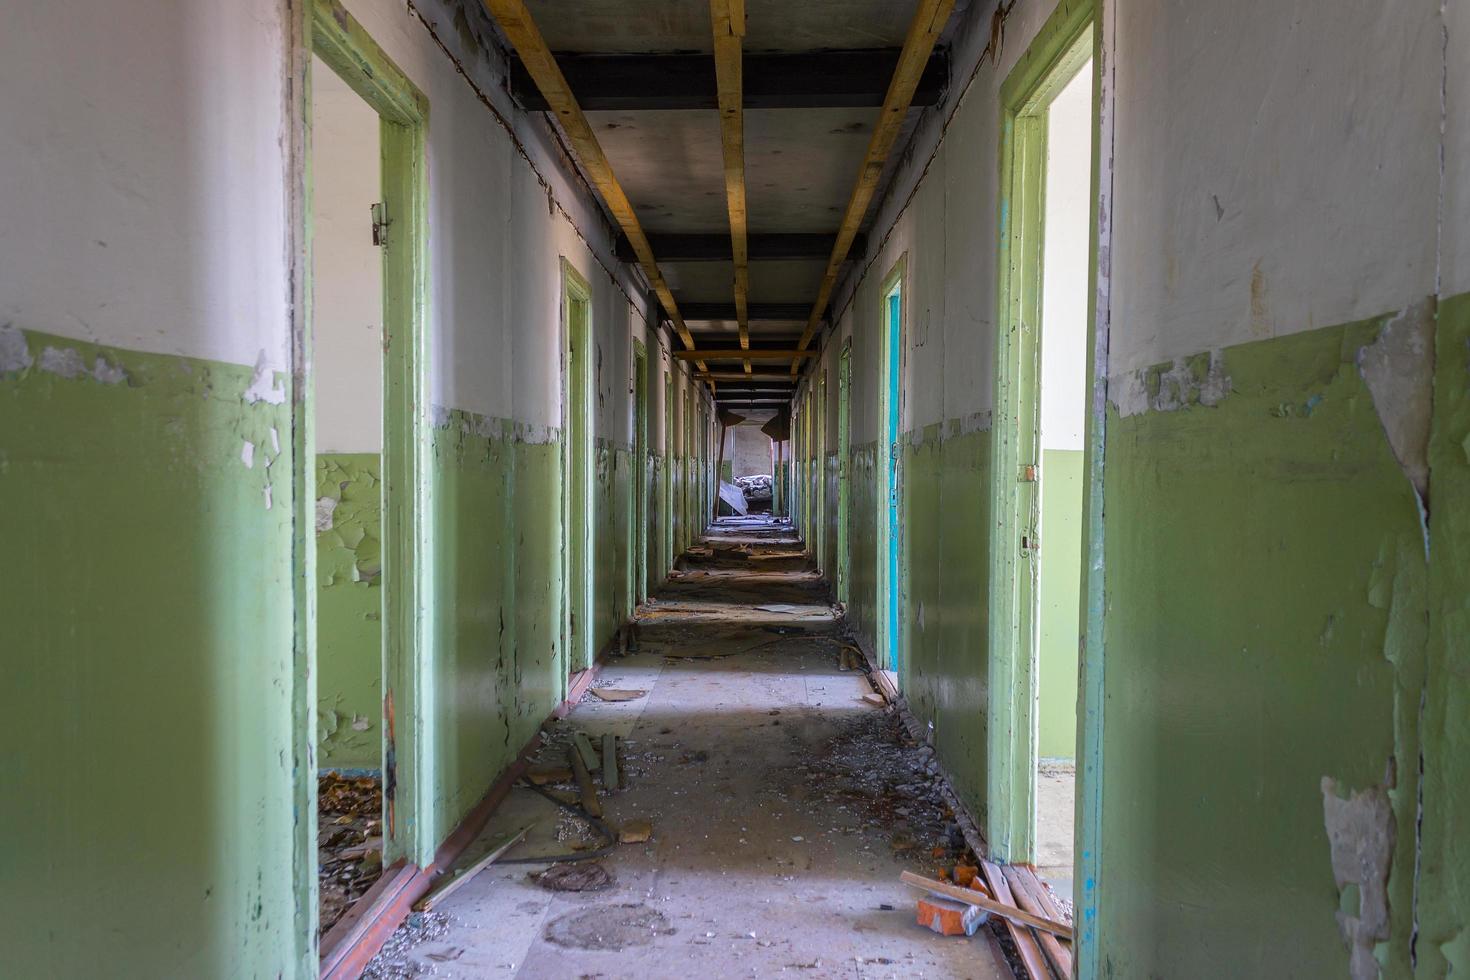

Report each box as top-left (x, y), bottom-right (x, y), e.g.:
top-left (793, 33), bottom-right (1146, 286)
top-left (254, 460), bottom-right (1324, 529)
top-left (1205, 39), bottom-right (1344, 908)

top-left (317, 771), bottom-right (383, 937)
top-left (416, 824), bottom-right (533, 911)
top-left (589, 687), bottom-right (645, 701)
top-left (531, 860), bottom-right (614, 892)
top-left (918, 894), bottom-right (989, 936)
top-left (618, 818), bottom-right (653, 843)
top-left (360, 911), bottom-right (449, 980)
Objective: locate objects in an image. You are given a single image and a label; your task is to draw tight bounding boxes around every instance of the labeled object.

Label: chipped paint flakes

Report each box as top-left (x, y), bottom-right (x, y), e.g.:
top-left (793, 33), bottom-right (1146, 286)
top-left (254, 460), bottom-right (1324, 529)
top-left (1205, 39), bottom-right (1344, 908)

top-left (1358, 297), bottom-right (1436, 503)
top-left (316, 496), bottom-right (339, 532)
top-left (0, 323), bottom-right (34, 373)
top-left (242, 349), bottom-right (286, 405)
top-left (1109, 350), bottom-right (1232, 417)
top-left (1322, 773), bottom-right (1397, 980)
top-left (241, 440), bottom-right (256, 469)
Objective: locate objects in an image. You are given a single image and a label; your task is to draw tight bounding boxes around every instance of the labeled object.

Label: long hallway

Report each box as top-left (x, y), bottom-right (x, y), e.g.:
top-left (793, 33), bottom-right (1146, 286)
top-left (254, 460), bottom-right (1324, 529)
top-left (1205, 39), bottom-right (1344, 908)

top-left (365, 518), bottom-right (1012, 978)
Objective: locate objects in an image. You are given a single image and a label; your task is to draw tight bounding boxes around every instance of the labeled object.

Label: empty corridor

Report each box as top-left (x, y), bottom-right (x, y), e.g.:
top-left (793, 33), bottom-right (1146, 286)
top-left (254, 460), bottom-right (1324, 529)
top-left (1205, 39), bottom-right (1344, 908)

top-left (363, 518), bottom-right (1015, 978)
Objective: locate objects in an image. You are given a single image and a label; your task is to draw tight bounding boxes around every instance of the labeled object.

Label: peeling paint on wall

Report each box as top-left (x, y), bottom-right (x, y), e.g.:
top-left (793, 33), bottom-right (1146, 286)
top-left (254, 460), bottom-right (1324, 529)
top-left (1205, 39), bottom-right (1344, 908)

top-left (1322, 771), bottom-right (1397, 980)
top-left (1359, 297), bottom-right (1436, 505)
top-left (1109, 349), bottom-right (1232, 417)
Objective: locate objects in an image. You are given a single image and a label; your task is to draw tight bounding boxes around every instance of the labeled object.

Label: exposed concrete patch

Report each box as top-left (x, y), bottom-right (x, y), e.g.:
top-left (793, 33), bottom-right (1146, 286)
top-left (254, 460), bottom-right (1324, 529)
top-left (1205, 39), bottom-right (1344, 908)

top-left (316, 496), bottom-right (339, 532)
top-left (1322, 771), bottom-right (1397, 980)
top-left (0, 323), bottom-right (34, 374)
top-left (1109, 350), bottom-right (1232, 417)
top-left (242, 349), bottom-right (286, 405)
top-left (38, 345), bottom-right (86, 378)
top-left (1359, 298), bottom-right (1437, 504)
top-left (240, 440), bottom-right (256, 469)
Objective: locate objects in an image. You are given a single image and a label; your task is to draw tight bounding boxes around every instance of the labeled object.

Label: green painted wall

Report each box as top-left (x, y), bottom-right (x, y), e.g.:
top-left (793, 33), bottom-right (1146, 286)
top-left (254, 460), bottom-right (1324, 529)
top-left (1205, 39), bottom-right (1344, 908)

top-left (1, 328), bottom-right (300, 978)
top-left (898, 421), bottom-right (993, 820)
top-left (1096, 306), bottom-right (1449, 977)
top-left (316, 453), bottom-right (382, 771)
top-left (1038, 448), bottom-right (1082, 760)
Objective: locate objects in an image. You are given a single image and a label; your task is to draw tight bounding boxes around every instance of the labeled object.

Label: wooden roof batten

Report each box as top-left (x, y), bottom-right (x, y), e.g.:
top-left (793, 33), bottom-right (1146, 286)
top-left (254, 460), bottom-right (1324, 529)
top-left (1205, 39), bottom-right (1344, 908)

top-left (792, 0), bottom-right (956, 375)
top-left (480, 0), bottom-right (711, 381)
top-left (710, 0), bottom-right (752, 375)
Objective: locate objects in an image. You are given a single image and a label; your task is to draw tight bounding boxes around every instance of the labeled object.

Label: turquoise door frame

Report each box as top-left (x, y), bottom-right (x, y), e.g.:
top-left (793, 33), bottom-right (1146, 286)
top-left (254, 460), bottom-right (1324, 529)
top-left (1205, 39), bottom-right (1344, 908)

top-left (880, 259), bottom-right (905, 675)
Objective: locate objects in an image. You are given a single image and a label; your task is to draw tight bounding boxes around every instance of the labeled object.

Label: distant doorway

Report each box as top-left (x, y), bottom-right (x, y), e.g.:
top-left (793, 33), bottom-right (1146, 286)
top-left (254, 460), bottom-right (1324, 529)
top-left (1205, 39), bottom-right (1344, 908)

top-left (560, 261), bottom-right (593, 677)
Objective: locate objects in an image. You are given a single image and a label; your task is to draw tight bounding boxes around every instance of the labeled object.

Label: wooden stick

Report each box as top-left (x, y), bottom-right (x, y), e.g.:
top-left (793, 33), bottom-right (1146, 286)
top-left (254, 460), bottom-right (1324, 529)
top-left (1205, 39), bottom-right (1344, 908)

top-left (417, 824), bottom-right (533, 911)
top-left (572, 732), bottom-right (599, 771)
top-left (567, 743), bottom-right (602, 817)
top-left (979, 862), bottom-right (1052, 979)
top-left (602, 733), bottom-right (619, 790)
top-left (899, 871), bottom-right (1074, 940)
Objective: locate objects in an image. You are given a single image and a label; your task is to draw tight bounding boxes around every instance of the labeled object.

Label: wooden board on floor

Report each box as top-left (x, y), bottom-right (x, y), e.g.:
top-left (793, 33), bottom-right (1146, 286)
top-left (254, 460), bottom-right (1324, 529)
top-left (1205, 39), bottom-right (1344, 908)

top-left (1002, 864), bottom-right (1073, 978)
top-left (980, 860), bottom-right (1053, 980)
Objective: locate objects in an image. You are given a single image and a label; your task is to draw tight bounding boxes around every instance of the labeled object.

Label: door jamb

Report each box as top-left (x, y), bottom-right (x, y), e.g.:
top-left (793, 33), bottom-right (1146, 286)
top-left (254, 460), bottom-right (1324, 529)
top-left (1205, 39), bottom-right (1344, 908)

top-left (987, 8), bottom-right (1109, 977)
top-left (306, 0), bottom-right (432, 878)
top-left (560, 259), bottom-right (594, 680)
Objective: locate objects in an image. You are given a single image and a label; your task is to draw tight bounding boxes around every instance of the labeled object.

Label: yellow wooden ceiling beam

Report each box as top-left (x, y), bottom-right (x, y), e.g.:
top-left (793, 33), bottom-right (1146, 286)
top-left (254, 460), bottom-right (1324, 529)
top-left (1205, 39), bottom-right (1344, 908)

top-left (481, 0), bottom-right (708, 376)
top-left (791, 0), bottom-right (955, 374)
top-left (710, 0), bottom-right (751, 377)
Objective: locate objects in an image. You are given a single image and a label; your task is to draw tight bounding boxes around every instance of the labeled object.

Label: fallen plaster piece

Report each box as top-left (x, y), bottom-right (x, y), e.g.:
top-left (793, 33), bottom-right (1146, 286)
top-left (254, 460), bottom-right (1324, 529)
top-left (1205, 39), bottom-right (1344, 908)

top-left (1359, 298), bottom-right (1435, 503)
top-left (1321, 774), bottom-right (1396, 980)
top-left (0, 323), bottom-right (33, 373)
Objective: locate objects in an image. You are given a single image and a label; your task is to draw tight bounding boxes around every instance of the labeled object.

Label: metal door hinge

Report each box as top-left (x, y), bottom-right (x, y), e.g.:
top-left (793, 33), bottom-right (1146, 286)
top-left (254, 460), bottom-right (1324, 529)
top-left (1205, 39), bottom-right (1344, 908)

top-left (371, 202), bottom-right (389, 247)
top-left (1021, 463), bottom-right (1038, 482)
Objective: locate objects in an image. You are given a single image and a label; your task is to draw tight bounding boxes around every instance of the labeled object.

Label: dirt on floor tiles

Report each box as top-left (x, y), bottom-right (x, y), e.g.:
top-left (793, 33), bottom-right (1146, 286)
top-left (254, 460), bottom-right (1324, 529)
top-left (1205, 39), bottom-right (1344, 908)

top-left (363, 516), bottom-right (1014, 979)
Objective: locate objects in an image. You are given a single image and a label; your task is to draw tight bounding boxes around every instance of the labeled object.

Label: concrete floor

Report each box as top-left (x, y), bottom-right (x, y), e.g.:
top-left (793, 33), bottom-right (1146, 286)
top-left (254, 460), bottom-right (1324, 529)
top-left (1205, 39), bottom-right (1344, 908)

top-left (365, 517), bottom-right (1010, 979)
top-left (1034, 764), bottom-right (1075, 907)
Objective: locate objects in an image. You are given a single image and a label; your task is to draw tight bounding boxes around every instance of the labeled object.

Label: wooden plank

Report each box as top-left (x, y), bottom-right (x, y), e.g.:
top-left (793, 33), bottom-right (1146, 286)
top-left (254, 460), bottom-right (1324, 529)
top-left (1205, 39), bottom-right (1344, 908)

top-left (602, 733), bottom-right (619, 791)
top-left (900, 871), bottom-right (1074, 940)
top-left (618, 232), bottom-right (863, 263)
top-left (567, 743), bottom-right (603, 818)
top-left (480, 0), bottom-right (706, 374)
top-left (792, 0), bottom-right (956, 373)
top-left (572, 731), bottom-right (599, 771)
top-left (674, 349), bottom-right (813, 361)
top-left (417, 824), bottom-right (533, 911)
top-left (1003, 865), bottom-right (1073, 978)
top-left (709, 0), bottom-right (750, 371)
top-left (680, 301), bottom-right (809, 321)
top-left (979, 862), bottom-right (1053, 979)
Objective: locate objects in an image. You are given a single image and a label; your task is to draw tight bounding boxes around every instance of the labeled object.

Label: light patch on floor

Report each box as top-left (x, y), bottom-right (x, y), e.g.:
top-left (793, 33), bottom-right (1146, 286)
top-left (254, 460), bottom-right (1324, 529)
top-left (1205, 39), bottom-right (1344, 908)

top-left (1035, 762), bottom-right (1075, 906)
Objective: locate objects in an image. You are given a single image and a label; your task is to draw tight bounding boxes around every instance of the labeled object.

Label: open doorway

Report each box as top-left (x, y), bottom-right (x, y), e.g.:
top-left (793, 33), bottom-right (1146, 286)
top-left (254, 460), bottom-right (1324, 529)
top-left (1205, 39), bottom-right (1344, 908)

top-left (988, 2), bottom-right (1096, 899)
top-left (1033, 55), bottom-right (1093, 903)
top-left (306, 4), bottom-right (428, 948)
top-left (310, 50), bottom-right (386, 937)
top-left (725, 421), bottom-right (775, 513)
top-left (561, 261), bottom-right (594, 678)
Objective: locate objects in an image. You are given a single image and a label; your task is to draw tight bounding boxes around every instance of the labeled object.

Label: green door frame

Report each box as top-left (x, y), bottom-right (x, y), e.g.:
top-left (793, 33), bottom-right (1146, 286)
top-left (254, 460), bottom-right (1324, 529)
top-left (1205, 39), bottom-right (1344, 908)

top-left (632, 340), bottom-right (648, 605)
top-left (836, 342), bottom-right (853, 604)
top-left (560, 260), bottom-right (594, 677)
top-left (814, 371), bottom-right (827, 571)
top-left (663, 371), bottom-right (674, 572)
top-left (988, 2), bottom-right (1108, 975)
top-left (879, 257), bottom-right (906, 676)
top-left (304, 0), bottom-right (432, 888)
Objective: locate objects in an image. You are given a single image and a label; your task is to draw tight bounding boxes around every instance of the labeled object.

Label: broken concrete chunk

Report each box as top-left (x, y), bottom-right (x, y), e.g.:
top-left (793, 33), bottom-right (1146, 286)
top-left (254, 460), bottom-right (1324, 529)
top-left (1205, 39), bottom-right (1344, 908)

top-left (618, 820), bottom-right (653, 844)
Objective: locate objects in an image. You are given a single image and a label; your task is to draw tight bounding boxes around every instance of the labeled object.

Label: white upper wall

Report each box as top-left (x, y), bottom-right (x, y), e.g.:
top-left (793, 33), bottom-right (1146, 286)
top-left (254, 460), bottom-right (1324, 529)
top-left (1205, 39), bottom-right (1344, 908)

top-left (1040, 64), bottom-right (1093, 453)
top-left (311, 57), bottom-right (384, 453)
top-left (1110, 0), bottom-right (1445, 370)
top-left (0, 0), bottom-right (291, 371)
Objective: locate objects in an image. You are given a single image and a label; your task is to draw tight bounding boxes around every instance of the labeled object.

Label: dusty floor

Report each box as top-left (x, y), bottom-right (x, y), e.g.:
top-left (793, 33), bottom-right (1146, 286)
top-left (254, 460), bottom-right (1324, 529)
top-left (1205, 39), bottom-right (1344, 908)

top-left (364, 517), bottom-right (1010, 979)
top-left (1034, 764), bottom-right (1075, 906)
